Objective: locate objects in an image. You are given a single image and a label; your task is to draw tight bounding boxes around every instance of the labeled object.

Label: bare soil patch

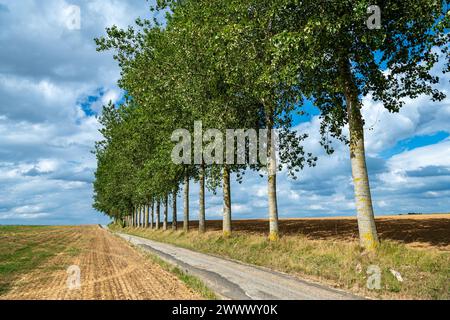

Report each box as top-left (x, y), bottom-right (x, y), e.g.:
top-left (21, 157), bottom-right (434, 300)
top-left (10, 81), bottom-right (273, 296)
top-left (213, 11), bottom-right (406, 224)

top-left (0, 226), bottom-right (201, 300)
top-left (181, 214), bottom-right (450, 250)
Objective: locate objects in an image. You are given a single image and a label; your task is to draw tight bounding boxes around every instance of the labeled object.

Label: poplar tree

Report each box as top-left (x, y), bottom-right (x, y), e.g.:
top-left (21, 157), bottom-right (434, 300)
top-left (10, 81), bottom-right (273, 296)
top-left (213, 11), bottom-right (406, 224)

top-left (272, 0), bottom-right (449, 250)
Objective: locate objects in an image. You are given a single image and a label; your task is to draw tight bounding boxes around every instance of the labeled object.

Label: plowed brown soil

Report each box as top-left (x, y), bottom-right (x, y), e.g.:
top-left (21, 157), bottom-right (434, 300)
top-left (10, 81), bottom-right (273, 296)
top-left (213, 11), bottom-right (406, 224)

top-left (181, 214), bottom-right (450, 250)
top-left (0, 226), bottom-right (201, 300)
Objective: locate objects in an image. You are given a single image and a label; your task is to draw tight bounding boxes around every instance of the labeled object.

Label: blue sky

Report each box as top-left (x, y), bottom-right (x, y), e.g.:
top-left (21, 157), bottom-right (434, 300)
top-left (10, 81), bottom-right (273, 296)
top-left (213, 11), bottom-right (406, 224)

top-left (0, 0), bottom-right (449, 226)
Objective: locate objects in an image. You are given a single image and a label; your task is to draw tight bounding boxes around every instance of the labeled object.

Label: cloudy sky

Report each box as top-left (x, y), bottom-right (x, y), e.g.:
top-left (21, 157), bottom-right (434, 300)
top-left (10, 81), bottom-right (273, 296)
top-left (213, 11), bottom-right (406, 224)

top-left (0, 0), bottom-right (449, 225)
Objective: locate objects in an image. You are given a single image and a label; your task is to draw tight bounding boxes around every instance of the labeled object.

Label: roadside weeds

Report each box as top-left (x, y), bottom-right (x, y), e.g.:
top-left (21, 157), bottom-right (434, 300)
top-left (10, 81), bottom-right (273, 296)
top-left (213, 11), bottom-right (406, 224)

top-left (111, 225), bottom-right (450, 300)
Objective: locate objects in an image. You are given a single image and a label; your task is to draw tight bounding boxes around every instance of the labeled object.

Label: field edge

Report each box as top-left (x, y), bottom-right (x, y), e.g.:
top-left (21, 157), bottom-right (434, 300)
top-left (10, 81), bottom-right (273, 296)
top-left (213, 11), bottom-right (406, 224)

top-left (110, 224), bottom-right (450, 300)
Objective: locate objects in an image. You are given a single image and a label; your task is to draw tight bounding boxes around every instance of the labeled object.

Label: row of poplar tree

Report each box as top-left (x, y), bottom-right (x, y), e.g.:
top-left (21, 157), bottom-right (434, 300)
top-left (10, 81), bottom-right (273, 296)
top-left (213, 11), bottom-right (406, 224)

top-left (93, 0), bottom-right (449, 251)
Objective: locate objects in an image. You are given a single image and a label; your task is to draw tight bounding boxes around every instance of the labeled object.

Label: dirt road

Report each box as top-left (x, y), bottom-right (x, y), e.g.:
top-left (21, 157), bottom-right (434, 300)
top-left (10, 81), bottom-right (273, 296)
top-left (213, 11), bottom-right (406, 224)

top-left (117, 232), bottom-right (361, 300)
top-left (1, 226), bottom-right (201, 300)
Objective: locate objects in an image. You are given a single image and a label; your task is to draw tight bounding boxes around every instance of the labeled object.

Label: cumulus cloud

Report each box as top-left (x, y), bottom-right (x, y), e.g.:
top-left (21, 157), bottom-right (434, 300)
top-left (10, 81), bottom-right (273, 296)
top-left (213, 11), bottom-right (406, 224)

top-left (0, 0), bottom-right (448, 225)
top-left (0, 0), bottom-right (152, 225)
top-left (362, 57), bottom-right (450, 155)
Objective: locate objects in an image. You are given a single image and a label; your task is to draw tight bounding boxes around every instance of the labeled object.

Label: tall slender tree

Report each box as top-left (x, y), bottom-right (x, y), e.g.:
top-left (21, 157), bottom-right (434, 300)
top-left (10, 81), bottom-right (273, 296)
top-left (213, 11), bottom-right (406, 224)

top-left (156, 200), bottom-right (161, 230)
top-left (172, 190), bottom-right (178, 230)
top-left (272, 0), bottom-right (449, 250)
top-left (183, 170), bottom-right (190, 231)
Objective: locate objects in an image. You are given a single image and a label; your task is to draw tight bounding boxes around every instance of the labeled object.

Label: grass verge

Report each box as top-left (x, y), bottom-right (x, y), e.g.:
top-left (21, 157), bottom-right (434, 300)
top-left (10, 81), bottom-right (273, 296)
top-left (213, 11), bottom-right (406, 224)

top-left (145, 250), bottom-right (217, 300)
top-left (125, 238), bottom-right (217, 300)
top-left (110, 224), bottom-right (450, 300)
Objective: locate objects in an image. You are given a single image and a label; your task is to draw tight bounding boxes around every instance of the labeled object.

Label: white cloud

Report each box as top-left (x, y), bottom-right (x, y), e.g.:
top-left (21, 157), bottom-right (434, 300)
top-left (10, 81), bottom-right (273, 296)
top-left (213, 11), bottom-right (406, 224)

top-left (0, 0), bottom-right (151, 225)
top-left (0, 0), bottom-right (448, 225)
top-left (362, 54), bottom-right (450, 155)
top-left (387, 139), bottom-right (450, 171)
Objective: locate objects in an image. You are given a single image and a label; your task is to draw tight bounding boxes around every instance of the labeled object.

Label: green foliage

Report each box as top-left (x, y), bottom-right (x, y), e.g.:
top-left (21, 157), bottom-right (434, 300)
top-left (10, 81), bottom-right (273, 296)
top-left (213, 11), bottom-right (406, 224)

top-left (271, 0), bottom-right (449, 149)
top-left (93, 0), bottom-right (449, 228)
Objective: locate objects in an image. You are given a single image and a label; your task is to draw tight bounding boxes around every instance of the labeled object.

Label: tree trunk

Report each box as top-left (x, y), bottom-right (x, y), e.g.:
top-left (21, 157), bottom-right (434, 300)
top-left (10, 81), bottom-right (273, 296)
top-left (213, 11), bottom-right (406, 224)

top-left (135, 206), bottom-right (139, 228)
top-left (183, 171), bottom-right (190, 232)
top-left (144, 204), bottom-right (149, 228)
top-left (223, 166), bottom-right (232, 237)
top-left (266, 113), bottom-right (279, 241)
top-left (199, 163), bottom-right (206, 233)
top-left (150, 202), bottom-right (154, 229)
top-left (136, 206), bottom-right (139, 228)
top-left (172, 190), bottom-right (178, 230)
top-left (138, 206), bottom-right (142, 228)
top-left (156, 200), bottom-right (160, 230)
top-left (163, 195), bottom-right (168, 231)
top-left (341, 58), bottom-right (379, 251)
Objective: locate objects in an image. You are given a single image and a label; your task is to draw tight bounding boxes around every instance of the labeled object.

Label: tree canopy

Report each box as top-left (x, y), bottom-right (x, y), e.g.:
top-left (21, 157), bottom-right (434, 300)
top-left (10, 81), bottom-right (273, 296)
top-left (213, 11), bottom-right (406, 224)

top-left (93, 0), bottom-right (449, 249)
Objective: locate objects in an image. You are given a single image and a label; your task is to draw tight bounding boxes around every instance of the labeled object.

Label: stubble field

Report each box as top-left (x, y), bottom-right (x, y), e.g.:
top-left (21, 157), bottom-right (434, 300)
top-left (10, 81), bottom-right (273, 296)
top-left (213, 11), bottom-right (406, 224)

top-left (0, 225), bottom-right (202, 300)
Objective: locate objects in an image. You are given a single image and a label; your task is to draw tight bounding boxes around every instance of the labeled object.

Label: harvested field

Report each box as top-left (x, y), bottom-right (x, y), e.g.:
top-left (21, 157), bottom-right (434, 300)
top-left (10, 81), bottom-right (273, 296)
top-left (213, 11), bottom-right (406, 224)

top-left (0, 225), bottom-right (201, 300)
top-left (178, 214), bottom-right (450, 250)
